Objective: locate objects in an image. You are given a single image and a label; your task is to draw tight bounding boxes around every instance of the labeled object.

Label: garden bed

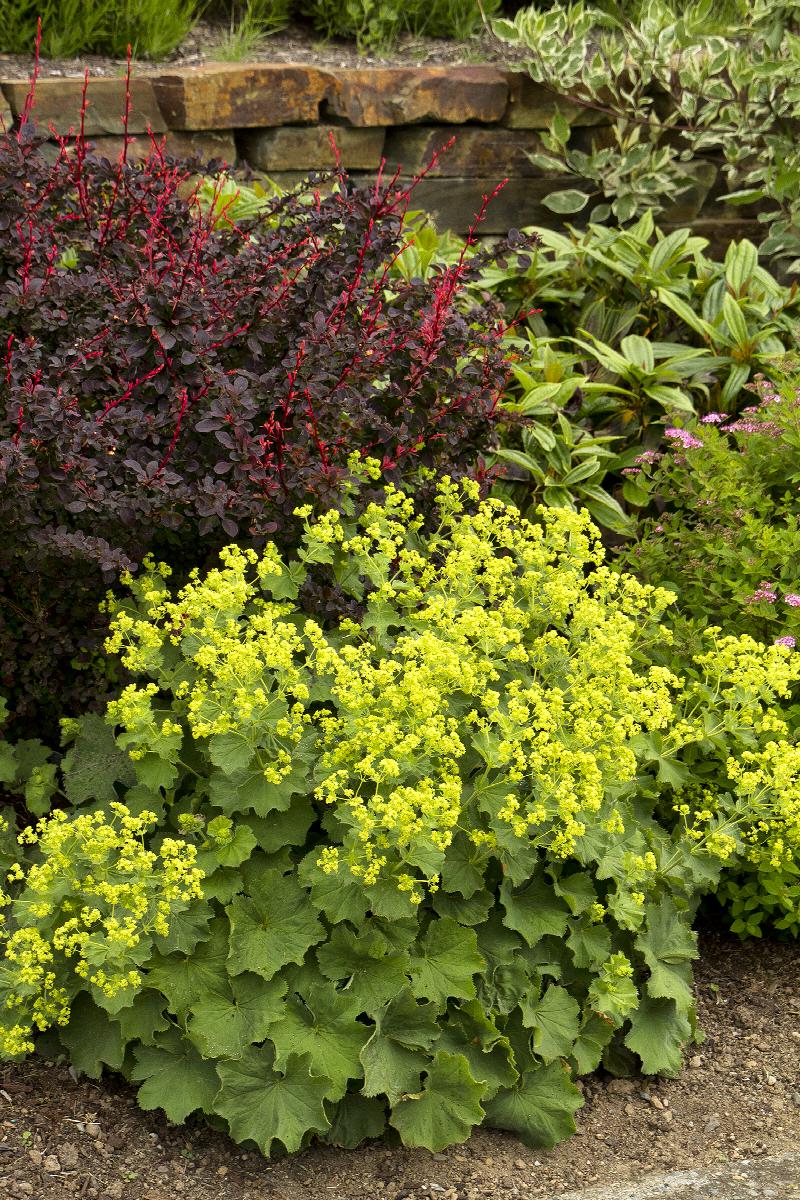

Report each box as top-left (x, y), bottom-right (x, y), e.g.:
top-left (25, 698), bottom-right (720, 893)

top-left (2, 935), bottom-right (798, 1200)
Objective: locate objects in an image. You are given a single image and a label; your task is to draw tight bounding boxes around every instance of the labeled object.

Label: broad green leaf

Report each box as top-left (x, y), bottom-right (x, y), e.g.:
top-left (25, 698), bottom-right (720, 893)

top-left (325, 1094), bottom-right (387, 1148)
top-left (521, 985), bottom-right (580, 1063)
top-left (433, 888), bottom-right (494, 926)
top-left (620, 335), bottom-right (654, 373)
top-left (59, 993), bottom-right (124, 1079)
top-left (485, 1061), bottom-right (583, 1148)
top-left (269, 982), bottom-right (370, 1100)
top-left (298, 851), bottom-right (369, 925)
top-left (500, 877), bottom-right (570, 947)
top-left (316, 926), bottom-right (411, 1014)
top-left (208, 732), bottom-right (255, 775)
top-left (636, 900), bottom-right (698, 1010)
top-left (152, 899), bottom-right (214, 956)
top-left (244, 796), bottom-right (315, 853)
top-left (439, 832), bottom-right (487, 898)
top-left (360, 988), bottom-right (440, 1103)
top-left (409, 918), bottom-right (484, 1006)
top-left (722, 292), bottom-right (749, 348)
top-left (197, 825), bottom-right (257, 874)
top-left (146, 916), bottom-right (230, 1013)
top-left (390, 1052), bottom-right (487, 1152)
top-left (114, 990), bottom-right (169, 1046)
top-left (0, 743), bottom-right (16, 784)
top-left (552, 870), bottom-right (596, 915)
top-left (62, 714), bottom-right (136, 805)
top-left (624, 995), bottom-right (692, 1076)
top-left (435, 1000), bottom-right (518, 1099)
top-left (210, 762), bottom-right (308, 818)
top-left (566, 920), bottom-right (612, 971)
top-left (131, 1029), bottom-right (219, 1123)
top-left (543, 189), bottom-right (590, 214)
top-left (587, 971), bottom-right (639, 1026)
top-left (226, 869), bottom-right (324, 981)
top-left (187, 973), bottom-right (287, 1060)
top-left (571, 1011), bottom-right (615, 1074)
top-left (215, 1046), bottom-right (332, 1154)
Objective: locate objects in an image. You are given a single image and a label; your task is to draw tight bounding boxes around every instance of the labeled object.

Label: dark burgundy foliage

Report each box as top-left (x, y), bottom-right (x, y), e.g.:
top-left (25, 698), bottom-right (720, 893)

top-left (0, 81), bottom-right (529, 737)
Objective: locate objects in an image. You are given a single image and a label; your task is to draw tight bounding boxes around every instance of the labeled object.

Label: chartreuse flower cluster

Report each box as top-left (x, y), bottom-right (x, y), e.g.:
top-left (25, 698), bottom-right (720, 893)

top-left (0, 805), bottom-right (202, 1057)
top-left (1, 479), bottom-right (798, 1159)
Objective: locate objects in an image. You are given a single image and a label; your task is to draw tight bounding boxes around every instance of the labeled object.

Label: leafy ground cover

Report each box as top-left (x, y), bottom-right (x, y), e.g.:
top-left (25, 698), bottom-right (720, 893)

top-left (0, 935), bottom-right (797, 1199)
top-left (2, 41), bottom-right (800, 1171)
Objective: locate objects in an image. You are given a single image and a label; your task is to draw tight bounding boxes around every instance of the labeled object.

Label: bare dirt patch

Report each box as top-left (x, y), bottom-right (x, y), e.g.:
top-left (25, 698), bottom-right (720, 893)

top-left (0, 932), bottom-right (797, 1200)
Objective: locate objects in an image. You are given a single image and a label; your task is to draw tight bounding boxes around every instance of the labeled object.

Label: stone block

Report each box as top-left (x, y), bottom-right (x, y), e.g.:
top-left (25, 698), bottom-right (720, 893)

top-left (85, 129), bottom-right (237, 164)
top-left (503, 73), bottom-right (608, 129)
top-left (383, 125), bottom-right (546, 177)
top-left (379, 175), bottom-right (587, 235)
top-left (326, 66), bottom-right (509, 127)
top-left (1, 76), bottom-right (166, 136)
top-left (151, 64), bottom-right (334, 130)
top-left (240, 124), bottom-right (385, 171)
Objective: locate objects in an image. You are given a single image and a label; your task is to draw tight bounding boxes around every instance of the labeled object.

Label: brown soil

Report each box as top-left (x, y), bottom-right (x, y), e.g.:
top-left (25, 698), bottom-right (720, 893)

top-left (0, 20), bottom-right (531, 81)
top-left (0, 932), bottom-right (798, 1200)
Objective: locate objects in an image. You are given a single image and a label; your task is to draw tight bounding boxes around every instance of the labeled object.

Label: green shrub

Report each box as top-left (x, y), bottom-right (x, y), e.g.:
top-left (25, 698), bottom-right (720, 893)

top-left (1, 479), bottom-right (798, 1153)
top-left (451, 214), bottom-right (799, 532)
top-left (300, 0), bottom-right (499, 50)
top-left (494, 0), bottom-right (800, 271)
top-left (617, 369), bottom-right (800, 935)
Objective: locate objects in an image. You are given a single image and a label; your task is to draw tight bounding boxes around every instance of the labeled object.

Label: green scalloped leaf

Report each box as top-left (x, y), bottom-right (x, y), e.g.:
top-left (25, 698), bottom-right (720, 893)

top-left (316, 926), bottom-right (411, 1014)
top-left (131, 1029), bottom-right (219, 1123)
top-left (114, 990), bottom-right (169, 1046)
top-left (571, 1011), bottom-right (615, 1075)
top-left (59, 993), bottom-right (125, 1080)
top-left (636, 900), bottom-right (698, 1010)
top-left (324, 1093), bottom-right (388, 1148)
top-left (500, 877), bottom-right (570, 947)
top-left (187, 972), bottom-right (287, 1060)
top-left (624, 995), bottom-right (692, 1076)
top-left (485, 1061), bottom-right (584, 1148)
top-left (226, 869), bottom-right (324, 981)
top-left (146, 916), bottom-right (230, 1014)
top-left (566, 920), bottom-right (612, 971)
top-left (298, 851), bottom-right (369, 925)
top-left (390, 1051), bottom-right (487, 1151)
top-left (270, 981), bottom-right (369, 1100)
top-left (62, 714), bottom-right (136, 805)
top-left (152, 899), bottom-right (214, 956)
top-left (215, 1046), bottom-right (331, 1155)
top-left (360, 987), bottom-right (440, 1104)
top-left (435, 1000), bottom-right (518, 1099)
top-left (409, 918), bottom-right (484, 1007)
top-left (521, 985), bottom-right (580, 1063)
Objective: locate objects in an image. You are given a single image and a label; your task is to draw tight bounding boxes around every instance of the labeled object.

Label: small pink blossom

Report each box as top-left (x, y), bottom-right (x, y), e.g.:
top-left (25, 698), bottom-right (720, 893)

top-left (747, 580), bottom-right (778, 604)
top-left (665, 427), bottom-right (704, 449)
top-left (775, 636), bottom-right (796, 649)
top-left (622, 467), bottom-right (641, 476)
top-left (700, 412), bottom-right (726, 424)
top-left (785, 593), bottom-right (800, 607)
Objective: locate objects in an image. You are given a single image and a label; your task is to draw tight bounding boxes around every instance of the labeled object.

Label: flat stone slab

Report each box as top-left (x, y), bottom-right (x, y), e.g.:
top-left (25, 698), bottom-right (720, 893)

top-left (549, 1155), bottom-right (800, 1200)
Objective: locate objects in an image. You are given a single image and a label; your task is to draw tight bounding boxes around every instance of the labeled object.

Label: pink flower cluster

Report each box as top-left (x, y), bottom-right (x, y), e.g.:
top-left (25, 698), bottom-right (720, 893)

top-left (700, 412), bottom-right (727, 424)
top-left (665, 427), bottom-right (704, 449)
top-left (775, 636), bottom-right (797, 649)
top-left (786, 594), bottom-right (800, 607)
top-left (747, 581), bottom-right (778, 604)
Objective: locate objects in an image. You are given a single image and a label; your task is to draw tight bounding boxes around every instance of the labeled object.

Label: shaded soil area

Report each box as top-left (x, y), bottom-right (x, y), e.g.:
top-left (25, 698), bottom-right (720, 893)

top-left (0, 932), bottom-right (798, 1200)
top-left (0, 21), bottom-right (532, 80)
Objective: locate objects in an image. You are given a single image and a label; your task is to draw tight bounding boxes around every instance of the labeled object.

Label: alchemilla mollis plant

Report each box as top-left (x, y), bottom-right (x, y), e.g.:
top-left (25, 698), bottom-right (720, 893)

top-left (1, 476), bottom-right (798, 1154)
